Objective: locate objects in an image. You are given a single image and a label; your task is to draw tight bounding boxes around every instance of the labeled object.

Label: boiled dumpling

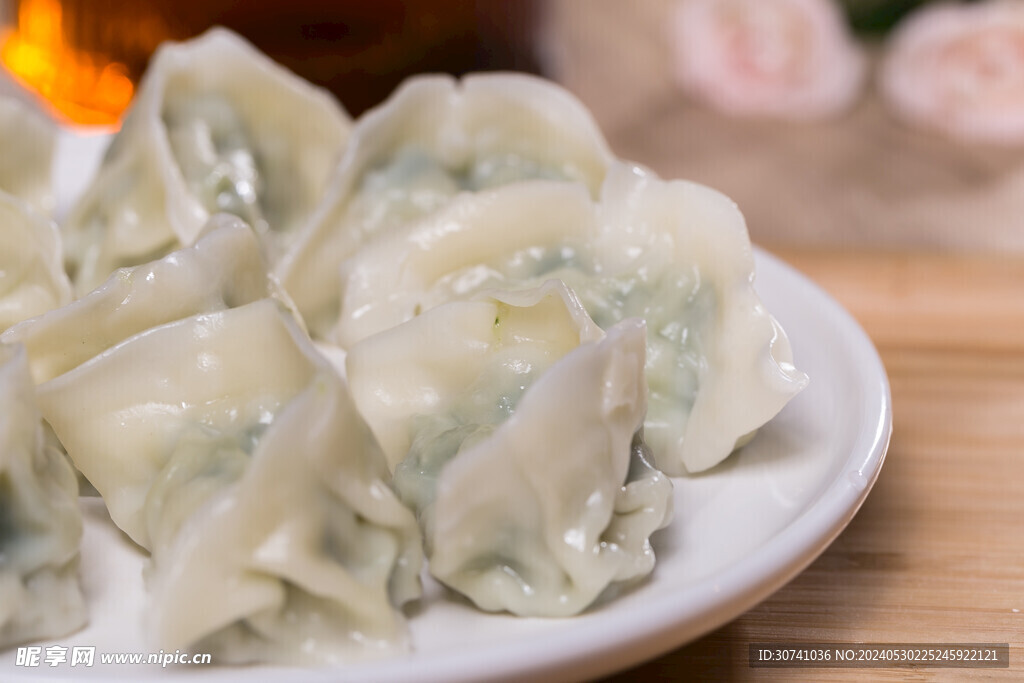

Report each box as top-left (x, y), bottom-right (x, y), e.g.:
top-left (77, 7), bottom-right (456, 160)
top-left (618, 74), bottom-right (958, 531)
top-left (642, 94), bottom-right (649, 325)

top-left (347, 279), bottom-right (601, 470)
top-left (9, 220), bottom-right (420, 663)
top-left (335, 163), bottom-right (808, 474)
top-left (62, 28), bottom-right (351, 294)
top-left (38, 300), bottom-right (421, 663)
top-left (427, 322), bottom-right (670, 616)
top-left (0, 97), bottom-right (55, 215)
top-left (0, 191), bottom-right (71, 334)
top-left (347, 282), bottom-right (672, 616)
top-left (584, 165), bottom-right (810, 473)
top-left (276, 73), bottom-right (614, 338)
top-left (0, 343), bottom-right (85, 649)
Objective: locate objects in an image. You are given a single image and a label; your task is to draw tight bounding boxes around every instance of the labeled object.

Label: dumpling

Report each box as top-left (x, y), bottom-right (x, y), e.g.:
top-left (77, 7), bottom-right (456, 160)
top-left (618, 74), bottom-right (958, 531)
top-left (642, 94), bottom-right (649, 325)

top-left (583, 166), bottom-right (810, 474)
top-left (276, 73), bottom-right (614, 338)
top-left (2, 215), bottom-right (272, 384)
top-left (347, 280), bottom-right (603, 470)
top-left (9, 220), bottom-right (421, 663)
top-left (0, 191), bottom-right (71, 334)
top-left (427, 322), bottom-right (670, 616)
top-left (36, 301), bottom-right (421, 663)
top-left (332, 180), bottom-right (594, 349)
top-left (0, 97), bottom-right (55, 215)
top-left (335, 163), bottom-right (808, 474)
top-left (346, 282), bottom-right (672, 616)
top-left (62, 28), bottom-right (351, 294)
top-left (0, 343), bottom-right (85, 649)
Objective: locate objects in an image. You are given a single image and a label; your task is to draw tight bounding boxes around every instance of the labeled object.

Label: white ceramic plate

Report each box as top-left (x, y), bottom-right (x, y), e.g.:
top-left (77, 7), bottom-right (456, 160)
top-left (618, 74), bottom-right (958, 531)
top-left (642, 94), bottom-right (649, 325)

top-left (2, 134), bottom-right (891, 682)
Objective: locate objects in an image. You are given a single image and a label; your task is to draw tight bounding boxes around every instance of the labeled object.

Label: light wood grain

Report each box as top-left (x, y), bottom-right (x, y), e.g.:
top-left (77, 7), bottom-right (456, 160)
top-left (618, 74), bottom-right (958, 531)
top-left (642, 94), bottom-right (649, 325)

top-left (764, 250), bottom-right (1024, 353)
top-left (605, 249), bottom-right (1024, 681)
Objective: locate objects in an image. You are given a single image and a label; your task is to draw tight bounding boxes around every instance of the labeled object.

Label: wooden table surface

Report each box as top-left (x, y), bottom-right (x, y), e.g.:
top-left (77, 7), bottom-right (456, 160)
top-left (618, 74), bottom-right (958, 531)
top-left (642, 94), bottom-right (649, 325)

top-left (607, 248), bottom-right (1024, 681)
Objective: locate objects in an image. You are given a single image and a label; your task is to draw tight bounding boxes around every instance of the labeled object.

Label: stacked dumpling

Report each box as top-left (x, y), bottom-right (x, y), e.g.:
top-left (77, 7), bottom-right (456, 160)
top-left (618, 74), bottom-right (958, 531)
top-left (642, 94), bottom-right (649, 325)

top-left (61, 29), bottom-right (352, 295)
top-left (4, 220), bottom-right (423, 664)
top-left (347, 282), bottom-right (672, 616)
top-left (0, 96), bottom-right (68, 335)
top-left (0, 193), bottom-right (70, 335)
top-left (0, 344), bottom-right (85, 649)
top-left (0, 30), bottom-right (411, 665)
top-left (0, 25), bottom-right (806, 667)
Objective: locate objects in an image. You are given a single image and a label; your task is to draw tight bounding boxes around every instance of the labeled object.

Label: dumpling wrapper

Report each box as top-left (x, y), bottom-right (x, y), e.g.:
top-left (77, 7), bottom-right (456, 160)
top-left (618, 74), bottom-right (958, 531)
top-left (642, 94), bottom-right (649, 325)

top-left (429, 321), bottom-right (670, 616)
top-left (347, 282), bottom-right (672, 616)
top-left (276, 72), bottom-right (614, 338)
top-left (3, 215), bottom-right (275, 385)
top-left (36, 300), bottom-right (422, 663)
top-left (63, 28), bottom-right (351, 294)
top-left (336, 163), bottom-right (808, 474)
top-left (347, 280), bottom-right (602, 471)
top-left (0, 343), bottom-right (85, 648)
top-left (0, 97), bottom-right (55, 215)
top-left (0, 191), bottom-right (71, 335)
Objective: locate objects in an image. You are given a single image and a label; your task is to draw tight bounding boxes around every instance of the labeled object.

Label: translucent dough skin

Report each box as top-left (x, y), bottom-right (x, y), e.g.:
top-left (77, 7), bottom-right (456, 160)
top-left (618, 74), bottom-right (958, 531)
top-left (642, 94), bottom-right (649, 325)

top-left (430, 321), bottom-right (672, 616)
top-left (37, 302), bottom-right (422, 664)
top-left (10, 223), bottom-right (420, 663)
top-left (593, 165), bottom-right (809, 473)
top-left (0, 344), bottom-right (85, 649)
top-left (347, 284), bottom-right (672, 616)
top-left (62, 28), bottom-right (351, 295)
top-left (0, 97), bottom-right (55, 215)
top-left (335, 163), bottom-right (807, 474)
top-left (36, 300), bottom-right (317, 549)
top-left (2, 216), bottom-right (270, 385)
top-left (333, 181), bottom-right (596, 350)
top-left (0, 191), bottom-right (71, 335)
top-left (276, 73), bottom-right (614, 339)
top-left (346, 281), bottom-right (603, 472)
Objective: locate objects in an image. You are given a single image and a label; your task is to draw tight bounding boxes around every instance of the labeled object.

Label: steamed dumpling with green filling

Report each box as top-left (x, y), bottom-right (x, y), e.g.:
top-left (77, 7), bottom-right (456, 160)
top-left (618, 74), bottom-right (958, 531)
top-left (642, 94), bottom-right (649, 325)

top-left (8, 219), bottom-right (421, 663)
top-left (334, 162), bottom-right (808, 474)
top-left (62, 28), bottom-right (351, 294)
top-left (276, 72), bottom-right (614, 338)
top-left (0, 343), bottom-right (85, 649)
top-left (39, 302), bottom-right (421, 663)
top-left (346, 281), bottom-right (672, 616)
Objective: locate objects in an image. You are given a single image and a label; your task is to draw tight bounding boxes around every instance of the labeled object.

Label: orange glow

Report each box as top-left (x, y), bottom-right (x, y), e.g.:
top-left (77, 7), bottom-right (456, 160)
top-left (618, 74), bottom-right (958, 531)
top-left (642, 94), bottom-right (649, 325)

top-left (1, 0), bottom-right (134, 127)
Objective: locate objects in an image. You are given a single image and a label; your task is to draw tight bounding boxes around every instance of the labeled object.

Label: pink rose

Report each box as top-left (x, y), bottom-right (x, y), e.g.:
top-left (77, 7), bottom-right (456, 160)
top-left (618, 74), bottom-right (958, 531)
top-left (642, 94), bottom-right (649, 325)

top-left (881, 1), bottom-right (1024, 144)
top-left (668, 0), bottom-right (867, 119)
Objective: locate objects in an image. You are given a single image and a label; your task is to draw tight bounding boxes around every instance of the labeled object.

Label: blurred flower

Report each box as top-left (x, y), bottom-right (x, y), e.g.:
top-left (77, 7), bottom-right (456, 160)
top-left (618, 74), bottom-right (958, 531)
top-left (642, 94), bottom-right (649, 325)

top-left (881, 1), bottom-right (1024, 144)
top-left (669, 0), bottom-right (867, 120)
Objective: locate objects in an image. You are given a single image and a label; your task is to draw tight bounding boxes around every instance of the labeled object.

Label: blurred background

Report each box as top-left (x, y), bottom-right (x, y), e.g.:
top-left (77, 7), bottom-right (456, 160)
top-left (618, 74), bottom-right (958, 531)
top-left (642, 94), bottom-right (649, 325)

top-left (0, 0), bottom-right (1021, 251)
top-left (544, 0), bottom-right (1024, 252)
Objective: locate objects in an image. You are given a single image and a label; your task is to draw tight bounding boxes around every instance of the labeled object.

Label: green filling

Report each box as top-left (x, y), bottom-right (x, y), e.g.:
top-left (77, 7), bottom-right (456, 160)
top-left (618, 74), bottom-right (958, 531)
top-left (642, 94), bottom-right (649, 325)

top-left (395, 240), bottom-right (714, 523)
top-left (144, 420), bottom-right (267, 548)
top-left (393, 351), bottom-right (545, 520)
top-left (163, 96), bottom-right (266, 233)
top-left (349, 147), bottom-right (572, 237)
top-left (438, 244), bottom-right (716, 424)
